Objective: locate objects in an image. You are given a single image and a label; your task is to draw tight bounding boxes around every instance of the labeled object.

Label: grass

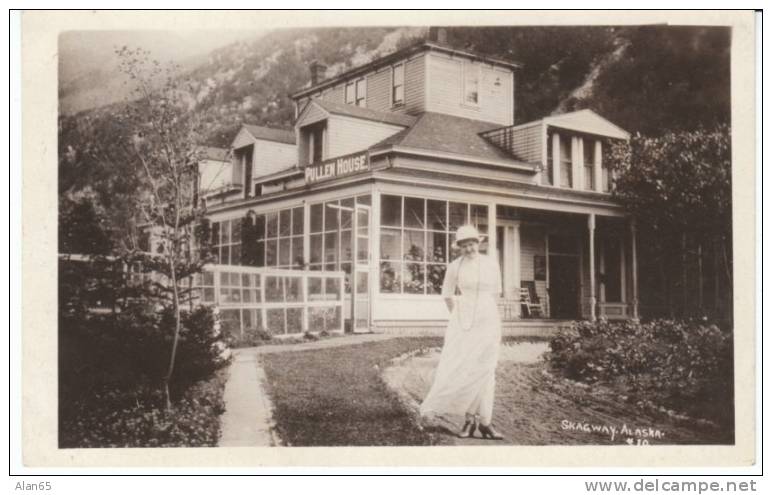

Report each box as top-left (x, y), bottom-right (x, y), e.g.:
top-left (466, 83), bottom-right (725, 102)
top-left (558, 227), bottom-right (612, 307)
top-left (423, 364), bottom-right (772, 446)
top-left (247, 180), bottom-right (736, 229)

top-left (260, 336), bottom-right (446, 446)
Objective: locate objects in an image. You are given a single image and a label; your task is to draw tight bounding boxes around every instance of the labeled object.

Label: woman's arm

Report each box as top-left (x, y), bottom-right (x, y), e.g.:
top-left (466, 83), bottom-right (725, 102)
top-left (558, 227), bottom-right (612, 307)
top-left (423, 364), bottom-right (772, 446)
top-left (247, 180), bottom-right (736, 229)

top-left (441, 260), bottom-right (458, 312)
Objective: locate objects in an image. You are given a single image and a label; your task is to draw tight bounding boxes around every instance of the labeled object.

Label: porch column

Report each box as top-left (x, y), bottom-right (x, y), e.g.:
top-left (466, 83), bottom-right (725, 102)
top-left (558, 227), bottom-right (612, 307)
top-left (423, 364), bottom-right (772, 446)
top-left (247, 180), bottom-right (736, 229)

top-left (588, 214), bottom-right (597, 321)
top-left (503, 222), bottom-right (522, 318)
top-left (551, 133), bottom-right (561, 187)
top-left (630, 219), bottom-right (640, 321)
top-left (593, 140), bottom-right (603, 193)
top-left (302, 200), bottom-right (310, 267)
top-left (487, 202), bottom-right (497, 263)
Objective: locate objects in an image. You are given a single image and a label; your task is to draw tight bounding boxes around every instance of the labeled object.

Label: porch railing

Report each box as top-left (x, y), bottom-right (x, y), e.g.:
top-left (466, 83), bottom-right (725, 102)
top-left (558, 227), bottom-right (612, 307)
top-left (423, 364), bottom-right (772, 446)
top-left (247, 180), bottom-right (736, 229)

top-left (193, 264), bottom-right (346, 338)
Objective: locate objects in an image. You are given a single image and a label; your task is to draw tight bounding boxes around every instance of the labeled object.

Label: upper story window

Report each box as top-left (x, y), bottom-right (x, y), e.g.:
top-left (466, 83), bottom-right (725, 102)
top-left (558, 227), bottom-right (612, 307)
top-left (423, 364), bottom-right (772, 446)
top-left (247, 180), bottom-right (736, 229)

top-left (583, 139), bottom-right (596, 190)
top-left (392, 63), bottom-right (405, 106)
top-left (310, 122), bottom-right (325, 164)
top-left (559, 137), bottom-right (572, 188)
top-left (355, 78), bottom-right (367, 107)
top-left (463, 62), bottom-right (480, 106)
top-left (344, 77), bottom-right (367, 107)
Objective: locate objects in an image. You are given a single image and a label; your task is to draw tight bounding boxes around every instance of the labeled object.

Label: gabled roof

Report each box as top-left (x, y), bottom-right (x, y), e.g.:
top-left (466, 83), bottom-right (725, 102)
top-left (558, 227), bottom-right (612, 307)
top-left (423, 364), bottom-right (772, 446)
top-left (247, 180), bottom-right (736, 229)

top-left (241, 124), bottom-right (296, 145)
top-left (369, 112), bottom-right (535, 170)
top-left (543, 109), bottom-right (630, 140)
top-left (197, 146), bottom-right (230, 162)
top-left (297, 99), bottom-right (418, 128)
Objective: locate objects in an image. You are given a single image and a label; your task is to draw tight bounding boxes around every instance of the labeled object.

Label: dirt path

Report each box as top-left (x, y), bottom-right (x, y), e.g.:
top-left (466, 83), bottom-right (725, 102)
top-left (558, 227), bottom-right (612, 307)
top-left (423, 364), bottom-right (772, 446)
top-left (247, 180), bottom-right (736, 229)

top-left (383, 343), bottom-right (729, 446)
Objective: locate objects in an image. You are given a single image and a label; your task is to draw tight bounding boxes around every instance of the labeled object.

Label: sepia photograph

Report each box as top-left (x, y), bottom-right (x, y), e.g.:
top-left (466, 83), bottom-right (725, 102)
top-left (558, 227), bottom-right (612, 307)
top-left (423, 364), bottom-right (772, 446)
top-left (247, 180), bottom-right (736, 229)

top-left (17, 9), bottom-right (758, 468)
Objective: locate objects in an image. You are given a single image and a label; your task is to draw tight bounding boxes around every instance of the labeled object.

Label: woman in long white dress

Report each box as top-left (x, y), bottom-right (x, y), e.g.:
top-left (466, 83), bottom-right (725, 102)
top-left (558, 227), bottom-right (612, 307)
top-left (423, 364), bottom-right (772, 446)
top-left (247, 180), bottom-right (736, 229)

top-left (419, 224), bottom-right (505, 440)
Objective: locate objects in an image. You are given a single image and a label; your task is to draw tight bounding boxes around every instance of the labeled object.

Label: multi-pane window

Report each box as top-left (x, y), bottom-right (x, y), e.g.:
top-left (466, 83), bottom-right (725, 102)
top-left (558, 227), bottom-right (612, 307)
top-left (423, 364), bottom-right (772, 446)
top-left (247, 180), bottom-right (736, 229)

top-left (463, 62), bottom-right (480, 105)
top-left (254, 206), bottom-right (304, 269)
top-left (379, 195), bottom-right (488, 295)
top-left (392, 63), bottom-right (404, 106)
top-left (583, 138), bottom-right (596, 190)
top-left (309, 194), bottom-right (371, 293)
top-left (355, 78), bottom-right (367, 107)
top-left (559, 137), bottom-right (572, 188)
top-left (309, 122), bottom-right (325, 164)
top-left (211, 219), bottom-right (241, 265)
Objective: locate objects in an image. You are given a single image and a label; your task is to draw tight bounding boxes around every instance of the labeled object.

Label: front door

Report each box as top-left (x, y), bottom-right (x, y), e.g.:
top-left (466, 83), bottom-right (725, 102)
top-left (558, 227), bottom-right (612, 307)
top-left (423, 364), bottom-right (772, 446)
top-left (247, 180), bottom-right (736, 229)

top-left (352, 204), bottom-right (371, 332)
top-left (548, 254), bottom-right (580, 319)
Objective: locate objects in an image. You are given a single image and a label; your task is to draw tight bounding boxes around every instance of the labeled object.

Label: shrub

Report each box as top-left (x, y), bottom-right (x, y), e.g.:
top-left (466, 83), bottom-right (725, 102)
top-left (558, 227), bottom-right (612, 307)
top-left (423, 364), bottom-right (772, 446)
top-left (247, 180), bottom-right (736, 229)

top-left (226, 326), bottom-right (274, 348)
top-left (546, 318), bottom-right (733, 427)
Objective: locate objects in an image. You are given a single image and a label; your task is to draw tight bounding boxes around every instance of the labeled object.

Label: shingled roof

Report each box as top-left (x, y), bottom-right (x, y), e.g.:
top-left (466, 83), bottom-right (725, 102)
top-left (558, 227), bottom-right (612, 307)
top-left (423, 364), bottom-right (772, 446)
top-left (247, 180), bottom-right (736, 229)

top-left (242, 124), bottom-right (296, 145)
top-left (369, 112), bottom-right (534, 168)
top-left (309, 99), bottom-right (418, 128)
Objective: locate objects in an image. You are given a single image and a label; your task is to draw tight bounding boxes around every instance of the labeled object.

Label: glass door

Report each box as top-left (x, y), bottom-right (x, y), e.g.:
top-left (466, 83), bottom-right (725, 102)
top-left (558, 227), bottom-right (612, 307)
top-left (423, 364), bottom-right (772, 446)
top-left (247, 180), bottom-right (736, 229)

top-left (353, 204), bottom-right (371, 332)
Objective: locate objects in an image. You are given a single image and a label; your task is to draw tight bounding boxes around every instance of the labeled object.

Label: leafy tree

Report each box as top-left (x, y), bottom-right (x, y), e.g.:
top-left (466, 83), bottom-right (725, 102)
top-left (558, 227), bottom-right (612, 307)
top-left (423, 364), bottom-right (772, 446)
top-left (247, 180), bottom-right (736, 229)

top-left (608, 125), bottom-right (732, 320)
top-left (110, 46), bottom-right (213, 409)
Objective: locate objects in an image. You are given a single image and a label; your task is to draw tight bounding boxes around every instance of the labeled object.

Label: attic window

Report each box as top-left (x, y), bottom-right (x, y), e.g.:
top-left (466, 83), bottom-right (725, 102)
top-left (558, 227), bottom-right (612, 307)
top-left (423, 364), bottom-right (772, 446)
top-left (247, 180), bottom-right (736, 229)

top-left (392, 63), bottom-right (404, 106)
top-left (463, 62), bottom-right (480, 106)
top-left (345, 82), bottom-right (355, 104)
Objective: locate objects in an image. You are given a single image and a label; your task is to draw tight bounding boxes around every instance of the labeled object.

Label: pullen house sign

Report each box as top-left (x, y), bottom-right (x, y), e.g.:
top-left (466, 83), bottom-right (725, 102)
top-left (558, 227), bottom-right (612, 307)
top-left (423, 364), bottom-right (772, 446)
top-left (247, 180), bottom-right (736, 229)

top-left (305, 152), bottom-right (370, 184)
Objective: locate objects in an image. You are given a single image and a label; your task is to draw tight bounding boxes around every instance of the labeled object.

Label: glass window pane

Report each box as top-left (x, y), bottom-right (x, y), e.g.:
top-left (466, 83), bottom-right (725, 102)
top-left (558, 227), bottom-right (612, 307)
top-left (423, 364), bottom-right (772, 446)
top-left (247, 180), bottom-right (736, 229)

top-left (403, 229), bottom-right (425, 262)
top-left (265, 276), bottom-right (284, 302)
top-left (325, 277), bottom-right (341, 300)
top-left (267, 308), bottom-right (285, 335)
top-left (203, 271), bottom-right (214, 285)
top-left (357, 235), bottom-right (369, 263)
top-left (426, 231), bottom-right (447, 263)
top-left (427, 200), bottom-right (447, 231)
top-left (279, 209), bottom-right (292, 236)
top-left (403, 263), bottom-right (425, 294)
top-left (325, 201), bottom-right (339, 231)
top-left (471, 204), bottom-right (488, 234)
top-left (310, 234), bottom-right (323, 264)
top-left (340, 230), bottom-right (352, 262)
top-left (287, 308), bottom-right (303, 334)
top-left (357, 194), bottom-right (371, 206)
top-left (242, 308), bottom-right (254, 331)
top-left (231, 219), bottom-right (241, 242)
top-left (309, 306), bottom-right (325, 330)
top-left (266, 212), bottom-right (278, 238)
top-left (221, 220), bottom-right (231, 244)
top-left (291, 236), bottom-right (304, 268)
top-left (379, 228), bottom-right (401, 260)
top-left (341, 262), bottom-right (352, 294)
top-left (220, 272), bottom-right (229, 286)
top-left (380, 195), bottom-right (402, 227)
top-left (449, 202), bottom-right (468, 231)
top-left (324, 232), bottom-right (338, 265)
top-left (265, 239), bottom-right (277, 266)
top-left (231, 244), bottom-right (241, 265)
top-left (256, 239), bottom-right (265, 267)
top-left (341, 197), bottom-right (354, 229)
top-left (356, 271), bottom-right (368, 294)
top-left (310, 203), bottom-right (324, 233)
top-left (426, 264), bottom-right (446, 294)
top-left (285, 277), bottom-right (301, 302)
top-left (308, 277), bottom-right (323, 300)
top-left (292, 207), bottom-right (304, 235)
top-left (203, 288), bottom-right (214, 302)
top-left (379, 261), bottom-right (401, 293)
top-left (279, 238), bottom-right (291, 266)
top-left (404, 197), bottom-right (425, 229)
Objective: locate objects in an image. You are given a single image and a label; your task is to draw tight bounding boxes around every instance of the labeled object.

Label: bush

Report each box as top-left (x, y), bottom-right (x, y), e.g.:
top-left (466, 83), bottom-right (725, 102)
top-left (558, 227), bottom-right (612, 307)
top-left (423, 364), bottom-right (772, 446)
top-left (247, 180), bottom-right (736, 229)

top-left (225, 326), bottom-right (274, 348)
top-left (546, 318), bottom-right (733, 427)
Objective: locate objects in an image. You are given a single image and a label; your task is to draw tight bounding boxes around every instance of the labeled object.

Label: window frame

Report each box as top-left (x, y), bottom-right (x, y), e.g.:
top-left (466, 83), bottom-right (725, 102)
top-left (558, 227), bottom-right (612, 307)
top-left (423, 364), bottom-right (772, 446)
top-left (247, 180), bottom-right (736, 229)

top-left (391, 63), bottom-right (405, 107)
top-left (355, 77), bottom-right (367, 107)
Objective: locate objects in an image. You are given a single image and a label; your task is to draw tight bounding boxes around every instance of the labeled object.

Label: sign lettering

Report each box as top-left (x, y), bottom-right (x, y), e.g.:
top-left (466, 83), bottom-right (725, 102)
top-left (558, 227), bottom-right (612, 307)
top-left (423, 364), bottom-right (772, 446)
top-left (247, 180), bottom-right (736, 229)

top-left (305, 152), bottom-right (370, 185)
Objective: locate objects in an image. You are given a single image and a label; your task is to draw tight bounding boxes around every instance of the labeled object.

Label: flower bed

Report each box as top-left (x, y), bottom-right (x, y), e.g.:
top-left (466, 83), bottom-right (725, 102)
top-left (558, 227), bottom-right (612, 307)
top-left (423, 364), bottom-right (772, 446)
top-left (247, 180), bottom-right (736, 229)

top-left (546, 319), bottom-right (733, 431)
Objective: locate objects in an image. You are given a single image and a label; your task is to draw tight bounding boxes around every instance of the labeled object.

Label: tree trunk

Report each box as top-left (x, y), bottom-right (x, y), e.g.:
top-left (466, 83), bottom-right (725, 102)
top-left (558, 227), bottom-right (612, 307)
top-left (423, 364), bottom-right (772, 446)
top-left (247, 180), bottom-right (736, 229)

top-left (163, 260), bottom-right (182, 411)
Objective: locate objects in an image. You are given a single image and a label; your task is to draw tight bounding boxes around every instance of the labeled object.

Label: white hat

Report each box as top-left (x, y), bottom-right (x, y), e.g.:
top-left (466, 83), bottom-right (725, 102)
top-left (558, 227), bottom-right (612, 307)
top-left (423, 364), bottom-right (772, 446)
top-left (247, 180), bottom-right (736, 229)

top-left (454, 224), bottom-right (483, 246)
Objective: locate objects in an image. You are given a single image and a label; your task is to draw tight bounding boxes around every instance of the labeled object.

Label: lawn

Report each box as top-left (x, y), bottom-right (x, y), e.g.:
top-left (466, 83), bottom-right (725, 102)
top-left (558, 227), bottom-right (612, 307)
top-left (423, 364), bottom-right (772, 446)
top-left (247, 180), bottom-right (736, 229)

top-left (259, 336), bottom-right (446, 446)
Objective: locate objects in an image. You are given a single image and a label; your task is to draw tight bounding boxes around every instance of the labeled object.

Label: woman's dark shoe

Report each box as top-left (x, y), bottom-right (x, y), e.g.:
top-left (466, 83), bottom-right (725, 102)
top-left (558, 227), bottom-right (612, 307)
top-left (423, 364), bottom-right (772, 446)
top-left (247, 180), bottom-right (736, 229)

top-left (457, 419), bottom-right (478, 438)
top-left (478, 423), bottom-right (504, 440)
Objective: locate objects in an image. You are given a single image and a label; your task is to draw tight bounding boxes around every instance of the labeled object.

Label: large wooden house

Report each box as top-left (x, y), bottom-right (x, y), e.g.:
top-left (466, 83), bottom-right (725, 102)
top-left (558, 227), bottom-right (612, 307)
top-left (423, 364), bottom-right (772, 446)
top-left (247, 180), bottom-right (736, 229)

top-left (198, 36), bottom-right (637, 335)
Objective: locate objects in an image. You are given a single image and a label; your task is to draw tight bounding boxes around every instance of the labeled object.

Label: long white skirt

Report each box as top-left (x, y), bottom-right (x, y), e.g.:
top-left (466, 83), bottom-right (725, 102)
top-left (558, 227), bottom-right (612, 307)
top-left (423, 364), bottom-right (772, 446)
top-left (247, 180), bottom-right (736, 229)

top-left (419, 292), bottom-right (502, 425)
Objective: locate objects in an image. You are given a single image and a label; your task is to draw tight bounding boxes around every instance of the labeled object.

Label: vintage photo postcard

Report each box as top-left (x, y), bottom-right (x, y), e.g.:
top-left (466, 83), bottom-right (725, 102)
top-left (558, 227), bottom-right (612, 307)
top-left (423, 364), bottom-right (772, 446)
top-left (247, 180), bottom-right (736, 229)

top-left (19, 9), bottom-right (758, 467)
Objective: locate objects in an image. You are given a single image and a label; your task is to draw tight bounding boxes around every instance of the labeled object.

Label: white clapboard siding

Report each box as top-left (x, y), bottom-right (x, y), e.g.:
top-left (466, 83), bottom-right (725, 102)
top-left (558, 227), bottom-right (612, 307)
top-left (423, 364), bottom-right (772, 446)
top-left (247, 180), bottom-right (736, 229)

top-left (425, 52), bottom-right (513, 126)
top-left (326, 115), bottom-right (405, 158)
top-left (366, 66), bottom-right (391, 111)
top-left (403, 55), bottom-right (426, 114)
top-left (254, 140), bottom-right (296, 178)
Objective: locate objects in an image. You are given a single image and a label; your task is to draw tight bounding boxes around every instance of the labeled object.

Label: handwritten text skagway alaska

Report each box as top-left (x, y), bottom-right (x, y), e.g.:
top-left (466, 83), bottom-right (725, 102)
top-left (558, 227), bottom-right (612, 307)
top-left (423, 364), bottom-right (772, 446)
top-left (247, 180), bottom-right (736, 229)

top-left (305, 152), bottom-right (369, 184)
top-left (561, 419), bottom-right (666, 444)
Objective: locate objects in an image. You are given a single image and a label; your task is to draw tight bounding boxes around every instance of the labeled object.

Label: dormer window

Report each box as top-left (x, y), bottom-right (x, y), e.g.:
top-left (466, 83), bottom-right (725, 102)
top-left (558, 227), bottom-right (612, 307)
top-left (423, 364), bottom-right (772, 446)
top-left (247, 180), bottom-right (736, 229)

top-left (392, 63), bottom-right (405, 106)
top-left (309, 122), bottom-right (325, 164)
top-left (463, 61), bottom-right (480, 106)
top-left (345, 82), bottom-right (355, 104)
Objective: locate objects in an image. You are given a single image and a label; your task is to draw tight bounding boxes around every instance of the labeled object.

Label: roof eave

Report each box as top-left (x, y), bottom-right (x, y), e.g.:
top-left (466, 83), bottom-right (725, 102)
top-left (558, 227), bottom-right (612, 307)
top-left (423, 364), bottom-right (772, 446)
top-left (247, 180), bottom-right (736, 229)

top-left (370, 145), bottom-right (539, 173)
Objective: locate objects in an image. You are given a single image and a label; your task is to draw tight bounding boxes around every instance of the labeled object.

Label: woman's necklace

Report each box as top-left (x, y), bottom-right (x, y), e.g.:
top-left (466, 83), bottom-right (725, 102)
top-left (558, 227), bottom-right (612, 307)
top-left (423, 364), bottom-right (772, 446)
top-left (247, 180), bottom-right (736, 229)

top-left (457, 254), bottom-right (482, 331)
